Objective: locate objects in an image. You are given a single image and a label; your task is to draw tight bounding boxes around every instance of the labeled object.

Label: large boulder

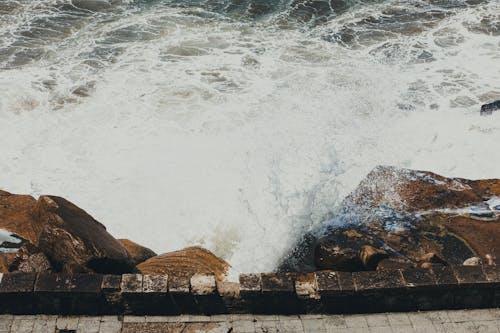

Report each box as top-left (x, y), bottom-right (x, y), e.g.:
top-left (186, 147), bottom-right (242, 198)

top-left (0, 191), bottom-right (38, 244)
top-left (280, 166), bottom-right (500, 272)
top-left (137, 246), bottom-right (230, 281)
top-left (32, 195), bottom-right (133, 274)
top-left (118, 239), bottom-right (157, 266)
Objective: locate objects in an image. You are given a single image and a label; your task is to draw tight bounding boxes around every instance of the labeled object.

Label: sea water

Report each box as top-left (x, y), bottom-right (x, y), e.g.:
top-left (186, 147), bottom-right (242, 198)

top-left (0, 0), bottom-right (499, 277)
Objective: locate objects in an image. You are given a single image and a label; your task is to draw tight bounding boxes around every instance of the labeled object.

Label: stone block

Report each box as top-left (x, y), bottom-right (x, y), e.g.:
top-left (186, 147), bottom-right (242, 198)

top-left (0, 273), bottom-right (37, 314)
top-left (336, 271), bottom-right (355, 292)
top-left (452, 266), bottom-right (488, 285)
top-left (401, 268), bottom-right (437, 287)
top-left (260, 273), bottom-right (300, 314)
top-left (0, 273), bottom-right (36, 293)
top-left (168, 275), bottom-right (196, 314)
top-left (432, 266), bottom-right (457, 286)
top-left (217, 281), bottom-right (244, 313)
top-left (120, 274), bottom-right (143, 293)
top-left (316, 271), bottom-right (341, 294)
top-left (352, 270), bottom-right (405, 291)
top-left (295, 273), bottom-right (322, 313)
top-left (239, 274), bottom-right (261, 294)
top-left (122, 322), bottom-right (185, 333)
top-left (483, 265), bottom-right (500, 283)
top-left (190, 274), bottom-right (216, 296)
top-left (143, 275), bottom-right (168, 293)
top-left (102, 275), bottom-right (122, 291)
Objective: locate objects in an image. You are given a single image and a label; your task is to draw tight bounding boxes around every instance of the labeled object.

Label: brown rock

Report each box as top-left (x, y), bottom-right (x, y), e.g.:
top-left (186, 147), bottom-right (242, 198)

top-left (376, 258), bottom-right (413, 271)
top-left (118, 239), bottom-right (157, 266)
top-left (314, 243), bottom-right (363, 271)
top-left (137, 246), bottom-right (229, 281)
top-left (418, 252), bottom-right (448, 267)
top-left (359, 245), bottom-right (389, 270)
top-left (0, 191), bottom-right (37, 244)
top-left (0, 253), bottom-right (16, 273)
top-left (32, 195), bottom-right (133, 274)
top-left (282, 166), bottom-right (500, 272)
top-left (17, 252), bottom-right (52, 273)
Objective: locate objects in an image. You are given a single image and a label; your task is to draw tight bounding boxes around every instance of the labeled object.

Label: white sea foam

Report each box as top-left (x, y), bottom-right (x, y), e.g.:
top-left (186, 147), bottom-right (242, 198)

top-left (0, 0), bottom-right (499, 276)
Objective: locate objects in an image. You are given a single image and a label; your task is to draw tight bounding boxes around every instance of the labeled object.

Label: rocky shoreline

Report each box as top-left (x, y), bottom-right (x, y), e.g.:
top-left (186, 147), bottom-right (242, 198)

top-left (1, 166), bottom-right (499, 281)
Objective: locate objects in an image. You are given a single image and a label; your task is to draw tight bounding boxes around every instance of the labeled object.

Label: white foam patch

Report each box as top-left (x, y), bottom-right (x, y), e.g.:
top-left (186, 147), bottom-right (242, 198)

top-left (0, 1), bottom-right (499, 276)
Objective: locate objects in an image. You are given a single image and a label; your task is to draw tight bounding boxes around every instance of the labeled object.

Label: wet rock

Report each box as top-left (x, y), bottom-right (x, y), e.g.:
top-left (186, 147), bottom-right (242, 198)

top-left (418, 252), bottom-right (448, 267)
top-left (480, 100), bottom-right (500, 115)
top-left (463, 257), bottom-right (482, 266)
top-left (314, 243), bottom-right (363, 271)
top-left (281, 166), bottom-right (500, 272)
top-left (137, 246), bottom-right (229, 281)
top-left (118, 239), bottom-right (157, 266)
top-left (32, 196), bottom-right (133, 274)
top-left (376, 258), bottom-right (413, 271)
top-left (359, 245), bottom-right (389, 270)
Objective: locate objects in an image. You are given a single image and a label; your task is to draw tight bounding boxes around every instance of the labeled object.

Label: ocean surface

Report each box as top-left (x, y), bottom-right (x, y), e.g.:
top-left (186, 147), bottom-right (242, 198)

top-left (0, 0), bottom-right (499, 277)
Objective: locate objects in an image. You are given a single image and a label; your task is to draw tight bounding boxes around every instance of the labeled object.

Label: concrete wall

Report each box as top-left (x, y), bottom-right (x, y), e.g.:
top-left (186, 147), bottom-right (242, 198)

top-left (0, 265), bottom-right (499, 315)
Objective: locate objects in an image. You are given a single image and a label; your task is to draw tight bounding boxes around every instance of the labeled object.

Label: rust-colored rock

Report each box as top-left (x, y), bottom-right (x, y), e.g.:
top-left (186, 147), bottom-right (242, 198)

top-left (118, 239), bottom-right (157, 266)
top-left (32, 195), bottom-right (133, 274)
top-left (137, 246), bottom-right (229, 281)
top-left (281, 166), bottom-right (500, 272)
top-left (314, 243), bottom-right (363, 271)
top-left (359, 245), bottom-right (389, 270)
top-left (0, 253), bottom-right (16, 273)
top-left (0, 190), bottom-right (37, 244)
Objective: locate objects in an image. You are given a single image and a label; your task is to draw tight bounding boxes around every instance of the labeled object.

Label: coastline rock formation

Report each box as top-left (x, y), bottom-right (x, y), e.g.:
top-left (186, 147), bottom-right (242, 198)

top-left (118, 238), bottom-right (157, 266)
top-left (137, 246), bottom-right (230, 281)
top-left (281, 166), bottom-right (500, 272)
top-left (0, 190), bottom-right (228, 279)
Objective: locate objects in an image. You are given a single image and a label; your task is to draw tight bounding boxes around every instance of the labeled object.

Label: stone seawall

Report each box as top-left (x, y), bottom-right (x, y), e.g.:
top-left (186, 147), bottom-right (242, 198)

top-left (0, 265), bottom-right (499, 315)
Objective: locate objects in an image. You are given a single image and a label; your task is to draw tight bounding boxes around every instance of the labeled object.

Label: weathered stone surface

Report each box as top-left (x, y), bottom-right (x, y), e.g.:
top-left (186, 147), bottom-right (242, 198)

top-left (137, 247), bottom-right (229, 281)
top-left (401, 268), bottom-right (436, 287)
top-left (32, 196), bottom-right (133, 274)
top-left (121, 274), bottom-right (143, 293)
top-left (353, 270), bottom-right (405, 291)
top-left (281, 166), bottom-right (500, 274)
top-left (295, 273), bottom-right (319, 299)
top-left (0, 253), bottom-right (16, 273)
top-left (261, 273), bottom-right (294, 292)
top-left (0, 191), bottom-right (37, 244)
top-left (143, 275), bottom-right (168, 293)
top-left (190, 274), bottom-right (216, 295)
top-left (118, 239), bottom-right (157, 266)
top-left (0, 272), bottom-right (36, 293)
top-left (17, 253), bottom-right (52, 273)
top-left (34, 273), bottom-right (103, 293)
top-left (359, 245), bottom-right (389, 270)
top-left (239, 274), bottom-right (261, 293)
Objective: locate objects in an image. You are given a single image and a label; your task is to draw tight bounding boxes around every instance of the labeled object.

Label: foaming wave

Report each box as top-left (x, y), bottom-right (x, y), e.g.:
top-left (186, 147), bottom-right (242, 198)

top-left (0, 0), bottom-right (499, 276)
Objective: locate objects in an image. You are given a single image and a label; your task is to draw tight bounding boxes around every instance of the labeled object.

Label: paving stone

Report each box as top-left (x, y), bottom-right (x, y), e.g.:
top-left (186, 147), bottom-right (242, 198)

top-left (146, 316), bottom-right (179, 323)
top-left (253, 315), bottom-right (278, 322)
top-left (184, 322), bottom-right (230, 333)
top-left (369, 326), bottom-right (393, 333)
top-left (344, 314), bottom-right (369, 328)
top-left (32, 316), bottom-right (57, 333)
top-left (185, 315), bottom-right (212, 322)
top-left (77, 317), bottom-right (101, 333)
top-left (413, 324), bottom-right (438, 333)
top-left (9, 319), bottom-right (34, 333)
top-left (122, 322), bottom-right (185, 333)
top-left (365, 313), bottom-right (390, 327)
top-left (123, 316), bottom-right (146, 323)
top-left (98, 321), bottom-right (122, 333)
top-left (277, 318), bottom-right (303, 333)
top-left (323, 315), bottom-right (347, 329)
top-left (425, 310), bottom-right (451, 324)
top-left (257, 320), bottom-right (278, 333)
top-left (56, 316), bottom-right (80, 330)
top-left (408, 312), bottom-right (434, 326)
top-left (98, 317), bottom-right (122, 333)
top-left (387, 312), bottom-right (411, 326)
top-left (302, 318), bottom-right (326, 332)
top-left (446, 309), bottom-right (495, 323)
top-left (231, 320), bottom-right (256, 333)
top-left (0, 315), bottom-right (13, 332)
top-left (390, 325), bottom-right (414, 333)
